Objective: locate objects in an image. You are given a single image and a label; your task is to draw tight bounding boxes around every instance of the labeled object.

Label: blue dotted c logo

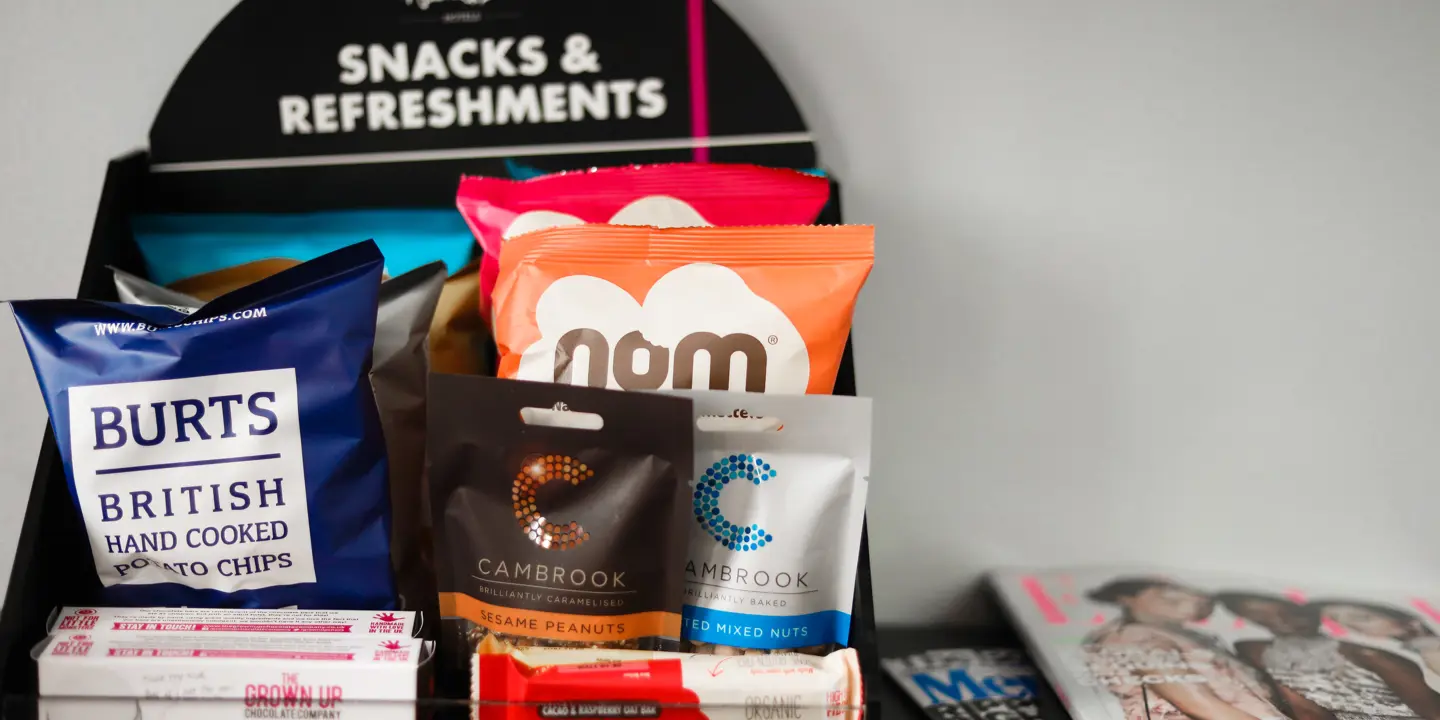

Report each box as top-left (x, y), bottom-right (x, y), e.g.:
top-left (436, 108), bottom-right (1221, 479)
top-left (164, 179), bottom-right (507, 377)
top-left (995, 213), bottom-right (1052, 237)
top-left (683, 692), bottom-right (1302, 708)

top-left (692, 454), bottom-right (776, 552)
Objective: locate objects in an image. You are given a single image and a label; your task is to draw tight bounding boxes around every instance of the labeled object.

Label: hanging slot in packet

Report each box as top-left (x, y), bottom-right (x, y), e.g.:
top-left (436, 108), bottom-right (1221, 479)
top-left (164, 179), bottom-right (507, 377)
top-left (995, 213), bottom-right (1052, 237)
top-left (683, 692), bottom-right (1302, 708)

top-left (663, 389), bottom-right (872, 655)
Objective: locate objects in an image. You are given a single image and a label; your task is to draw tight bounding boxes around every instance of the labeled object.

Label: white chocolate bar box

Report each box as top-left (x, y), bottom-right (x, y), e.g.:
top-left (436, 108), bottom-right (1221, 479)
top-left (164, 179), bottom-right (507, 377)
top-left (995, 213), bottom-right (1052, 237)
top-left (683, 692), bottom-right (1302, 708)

top-left (37, 631), bottom-right (427, 701)
top-left (51, 606), bottom-right (419, 637)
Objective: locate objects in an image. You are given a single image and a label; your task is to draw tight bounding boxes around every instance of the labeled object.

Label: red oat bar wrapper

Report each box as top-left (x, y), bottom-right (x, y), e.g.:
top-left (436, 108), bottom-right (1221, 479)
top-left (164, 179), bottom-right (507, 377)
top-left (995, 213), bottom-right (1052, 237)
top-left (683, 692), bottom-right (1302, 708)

top-left (471, 640), bottom-right (863, 720)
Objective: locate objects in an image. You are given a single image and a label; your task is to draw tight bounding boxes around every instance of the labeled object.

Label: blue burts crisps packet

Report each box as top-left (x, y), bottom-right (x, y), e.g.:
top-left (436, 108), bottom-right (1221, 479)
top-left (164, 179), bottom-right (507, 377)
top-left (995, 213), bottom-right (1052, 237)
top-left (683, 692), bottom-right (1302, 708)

top-left (9, 241), bottom-right (396, 609)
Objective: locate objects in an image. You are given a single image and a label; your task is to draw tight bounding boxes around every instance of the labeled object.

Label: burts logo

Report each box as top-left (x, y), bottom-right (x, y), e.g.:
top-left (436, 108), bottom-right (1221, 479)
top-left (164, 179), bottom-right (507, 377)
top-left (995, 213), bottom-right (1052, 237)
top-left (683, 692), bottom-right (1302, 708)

top-left (516, 264), bottom-right (810, 393)
top-left (52, 635), bottom-right (94, 656)
top-left (369, 612), bottom-right (404, 634)
top-left (514, 455), bottom-right (593, 551)
top-left (374, 640), bottom-right (411, 661)
top-left (694, 454), bottom-right (776, 552)
top-left (57, 609), bottom-right (98, 630)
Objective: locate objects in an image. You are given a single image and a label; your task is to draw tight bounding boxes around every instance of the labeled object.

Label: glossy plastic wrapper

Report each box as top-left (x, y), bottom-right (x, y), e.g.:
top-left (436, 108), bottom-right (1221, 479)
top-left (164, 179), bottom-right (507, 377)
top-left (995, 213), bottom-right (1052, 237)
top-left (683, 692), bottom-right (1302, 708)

top-left (664, 390), bottom-right (872, 655)
top-left (457, 163), bottom-right (831, 320)
top-left (10, 241), bottom-right (395, 609)
top-left (428, 376), bottom-right (693, 685)
top-left (112, 262), bottom-right (446, 619)
top-left (472, 640), bottom-right (863, 720)
top-left (491, 225), bottom-right (873, 395)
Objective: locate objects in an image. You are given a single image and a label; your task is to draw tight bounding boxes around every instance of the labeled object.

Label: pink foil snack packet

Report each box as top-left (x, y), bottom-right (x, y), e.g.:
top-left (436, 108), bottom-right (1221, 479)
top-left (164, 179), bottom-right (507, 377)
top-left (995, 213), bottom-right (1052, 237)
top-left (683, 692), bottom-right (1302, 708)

top-left (456, 163), bottom-right (831, 321)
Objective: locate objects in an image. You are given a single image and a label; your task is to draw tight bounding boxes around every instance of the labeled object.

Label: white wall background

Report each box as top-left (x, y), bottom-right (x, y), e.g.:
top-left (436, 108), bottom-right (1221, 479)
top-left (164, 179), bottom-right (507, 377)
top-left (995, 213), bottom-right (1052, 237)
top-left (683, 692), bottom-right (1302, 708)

top-left (2, 0), bottom-right (1440, 623)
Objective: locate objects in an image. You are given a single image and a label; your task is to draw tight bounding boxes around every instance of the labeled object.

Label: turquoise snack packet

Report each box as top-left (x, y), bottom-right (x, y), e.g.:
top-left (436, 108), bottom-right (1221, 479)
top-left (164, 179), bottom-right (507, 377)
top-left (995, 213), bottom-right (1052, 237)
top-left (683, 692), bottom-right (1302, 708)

top-left (132, 210), bottom-right (475, 286)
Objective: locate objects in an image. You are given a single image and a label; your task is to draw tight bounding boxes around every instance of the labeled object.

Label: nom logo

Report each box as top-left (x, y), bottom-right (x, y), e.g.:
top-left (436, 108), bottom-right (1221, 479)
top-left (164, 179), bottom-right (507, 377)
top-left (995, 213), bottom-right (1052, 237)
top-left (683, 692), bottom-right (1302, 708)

top-left (556, 329), bottom-right (769, 392)
top-left (379, 640), bottom-right (404, 651)
top-left (373, 613), bottom-right (400, 623)
top-left (517, 264), bottom-right (809, 393)
top-left (76, 609), bottom-right (96, 615)
top-left (694, 454), bottom-right (776, 552)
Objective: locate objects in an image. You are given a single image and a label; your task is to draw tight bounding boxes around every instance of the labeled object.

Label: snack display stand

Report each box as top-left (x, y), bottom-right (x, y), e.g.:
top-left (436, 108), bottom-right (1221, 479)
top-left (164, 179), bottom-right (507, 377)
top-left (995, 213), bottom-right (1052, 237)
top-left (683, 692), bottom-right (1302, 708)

top-left (0, 1), bottom-right (880, 716)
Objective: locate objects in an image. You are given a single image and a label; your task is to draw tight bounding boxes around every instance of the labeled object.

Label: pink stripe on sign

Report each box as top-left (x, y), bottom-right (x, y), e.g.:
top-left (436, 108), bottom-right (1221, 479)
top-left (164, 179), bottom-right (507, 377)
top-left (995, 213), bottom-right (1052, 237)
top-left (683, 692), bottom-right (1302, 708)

top-left (1021, 576), bottom-right (1069, 624)
top-left (1411, 599), bottom-right (1440, 624)
top-left (1287, 588), bottom-right (1347, 636)
top-left (687, 0), bottom-right (710, 163)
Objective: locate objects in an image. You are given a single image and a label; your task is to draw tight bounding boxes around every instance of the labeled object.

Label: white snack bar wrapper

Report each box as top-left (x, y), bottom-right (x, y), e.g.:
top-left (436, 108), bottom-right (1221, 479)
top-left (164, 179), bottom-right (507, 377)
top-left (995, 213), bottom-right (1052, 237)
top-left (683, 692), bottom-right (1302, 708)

top-left (472, 643), bottom-right (863, 720)
top-left (662, 390), bottom-right (872, 654)
top-left (52, 606), bottom-right (419, 637)
top-left (36, 631), bottom-right (427, 701)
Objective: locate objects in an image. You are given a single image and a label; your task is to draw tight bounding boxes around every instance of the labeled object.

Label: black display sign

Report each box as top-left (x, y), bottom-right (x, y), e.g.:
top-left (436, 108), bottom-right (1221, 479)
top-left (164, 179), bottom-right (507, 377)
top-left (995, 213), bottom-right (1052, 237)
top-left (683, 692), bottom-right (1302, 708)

top-left (143, 0), bottom-right (816, 211)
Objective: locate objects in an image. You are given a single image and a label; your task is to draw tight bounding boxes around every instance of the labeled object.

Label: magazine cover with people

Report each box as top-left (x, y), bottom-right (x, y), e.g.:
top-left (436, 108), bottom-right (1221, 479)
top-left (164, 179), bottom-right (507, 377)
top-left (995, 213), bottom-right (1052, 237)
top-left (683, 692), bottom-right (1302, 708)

top-left (990, 568), bottom-right (1440, 720)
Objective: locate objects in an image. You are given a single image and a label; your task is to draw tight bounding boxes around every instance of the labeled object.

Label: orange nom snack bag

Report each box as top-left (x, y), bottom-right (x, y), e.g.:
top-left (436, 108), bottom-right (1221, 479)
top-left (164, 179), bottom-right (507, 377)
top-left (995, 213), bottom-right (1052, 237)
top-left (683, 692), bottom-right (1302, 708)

top-left (491, 225), bottom-right (874, 395)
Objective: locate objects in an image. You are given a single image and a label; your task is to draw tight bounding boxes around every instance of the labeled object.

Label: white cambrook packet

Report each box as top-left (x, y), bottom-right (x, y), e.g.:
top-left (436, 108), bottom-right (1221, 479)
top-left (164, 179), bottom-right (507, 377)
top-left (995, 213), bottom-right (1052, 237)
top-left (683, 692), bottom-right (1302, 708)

top-left (660, 390), bottom-right (873, 654)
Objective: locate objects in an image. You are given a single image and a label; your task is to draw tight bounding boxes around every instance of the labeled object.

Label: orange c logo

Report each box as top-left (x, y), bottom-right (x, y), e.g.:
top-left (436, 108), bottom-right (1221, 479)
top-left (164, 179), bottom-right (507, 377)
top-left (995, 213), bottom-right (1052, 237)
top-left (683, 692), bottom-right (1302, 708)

top-left (513, 454), bottom-right (594, 551)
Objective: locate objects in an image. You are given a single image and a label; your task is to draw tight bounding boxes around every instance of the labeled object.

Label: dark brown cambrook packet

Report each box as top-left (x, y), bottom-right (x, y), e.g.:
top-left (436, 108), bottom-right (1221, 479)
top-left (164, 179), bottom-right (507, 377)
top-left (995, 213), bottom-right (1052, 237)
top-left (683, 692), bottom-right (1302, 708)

top-left (427, 375), bottom-right (693, 675)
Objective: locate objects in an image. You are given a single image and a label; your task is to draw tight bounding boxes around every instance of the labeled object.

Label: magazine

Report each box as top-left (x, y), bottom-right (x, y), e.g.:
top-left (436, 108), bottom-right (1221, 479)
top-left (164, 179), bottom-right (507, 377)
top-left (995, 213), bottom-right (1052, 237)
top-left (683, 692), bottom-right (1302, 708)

top-left (990, 567), bottom-right (1440, 720)
top-left (884, 647), bottom-right (1044, 720)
